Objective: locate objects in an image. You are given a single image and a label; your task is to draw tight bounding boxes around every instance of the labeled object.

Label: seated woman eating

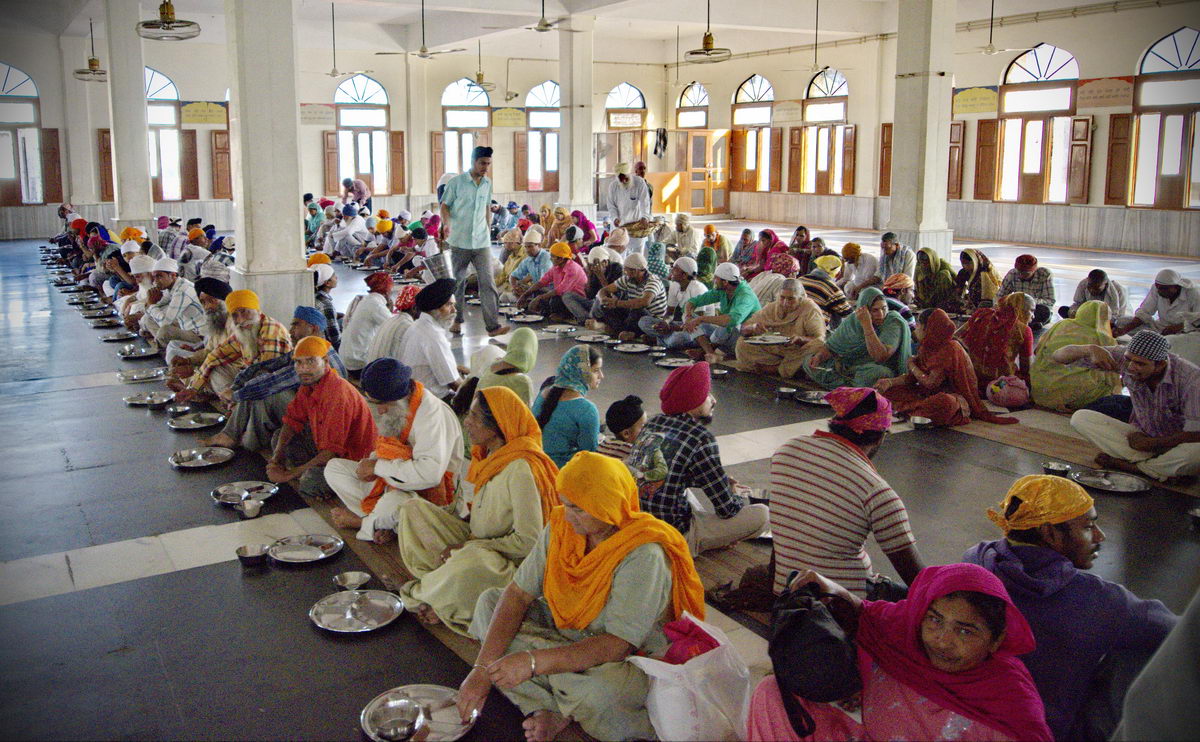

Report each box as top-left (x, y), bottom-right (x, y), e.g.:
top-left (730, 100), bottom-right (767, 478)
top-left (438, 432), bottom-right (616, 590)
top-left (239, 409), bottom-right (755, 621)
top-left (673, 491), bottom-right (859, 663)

top-left (1030, 300), bottom-right (1122, 412)
top-left (959, 292), bottom-right (1034, 393)
top-left (734, 278), bottom-right (826, 378)
top-left (397, 386), bottom-right (559, 635)
top-left (458, 451), bottom-right (705, 742)
top-left (746, 564), bottom-right (1051, 742)
top-left (876, 308), bottom-right (1017, 427)
top-left (803, 287), bottom-right (913, 389)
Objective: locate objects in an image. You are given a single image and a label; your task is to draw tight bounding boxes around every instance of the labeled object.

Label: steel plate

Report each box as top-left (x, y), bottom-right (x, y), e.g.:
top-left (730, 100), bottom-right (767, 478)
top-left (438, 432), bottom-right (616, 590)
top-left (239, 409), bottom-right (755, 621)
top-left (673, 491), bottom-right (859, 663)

top-left (361, 684), bottom-right (478, 742)
top-left (795, 390), bottom-right (831, 405)
top-left (168, 412), bottom-right (227, 430)
top-left (746, 334), bottom-right (790, 345)
top-left (81, 309), bottom-right (116, 319)
top-left (269, 534), bottom-right (345, 563)
top-left (575, 333), bottom-right (609, 343)
top-left (168, 446), bottom-right (235, 468)
top-left (118, 367), bottom-right (167, 383)
top-left (508, 313), bottom-right (544, 323)
top-left (118, 345), bottom-right (159, 359)
top-left (655, 358), bottom-right (693, 368)
top-left (91, 319), bottom-right (122, 328)
top-left (309, 590), bottom-right (405, 633)
top-left (614, 343), bottom-right (650, 353)
top-left (210, 481), bottom-right (278, 505)
top-left (1071, 469), bottom-right (1152, 493)
top-left (544, 324), bottom-right (577, 334)
top-left (123, 390), bottom-right (175, 406)
top-left (100, 331), bottom-right (139, 342)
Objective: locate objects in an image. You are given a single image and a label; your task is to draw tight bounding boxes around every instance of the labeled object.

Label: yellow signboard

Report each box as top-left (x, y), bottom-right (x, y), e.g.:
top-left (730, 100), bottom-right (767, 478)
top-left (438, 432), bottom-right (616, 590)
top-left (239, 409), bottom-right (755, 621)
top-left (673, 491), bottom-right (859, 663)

top-left (952, 86), bottom-right (998, 115)
top-left (492, 107), bottom-right (527, 128)
top-left (180, 101), bottom-right (228, 125)
top-left (299, 103), bottom-right (336, 126)
top-left (1077, 77), bottom-right (1134, 108)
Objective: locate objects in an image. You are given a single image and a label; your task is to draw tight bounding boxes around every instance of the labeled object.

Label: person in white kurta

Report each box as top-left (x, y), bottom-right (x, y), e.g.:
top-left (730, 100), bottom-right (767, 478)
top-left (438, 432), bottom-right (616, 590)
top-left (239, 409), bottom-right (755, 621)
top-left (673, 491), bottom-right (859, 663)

top-left (326, 358), bottom-right (464, 543)
top-left (364, 310), bottom-right (416, 366)
top-left (602, 163), bottom-right (652, 256)
top-left (338, 277), bottom-right (394, 373)
top-left (838, 245), bottom-right (880, 301)
top-left (1118, 268), bottom-right (1200, 336)
top-left (326, 206), bottom-right (369, 259)
top-left (396, 278), bottom-right (462, 399)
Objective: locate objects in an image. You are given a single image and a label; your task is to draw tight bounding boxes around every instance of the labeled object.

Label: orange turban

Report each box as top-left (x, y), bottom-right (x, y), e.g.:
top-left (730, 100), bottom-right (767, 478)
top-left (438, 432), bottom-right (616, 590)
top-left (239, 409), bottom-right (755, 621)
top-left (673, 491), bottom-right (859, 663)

top-left (549, 241), bottom-right (573, 259)
top-left (293, 335), bottom-right (332, 358)
top-left (225, 289), bottom-right (260, 312)
top-left (307, 253), bottom-right (332, 267)
top-left (544, 451), bottom-right (705, 630)
top-left (187, 228), bottom-right (205, 241)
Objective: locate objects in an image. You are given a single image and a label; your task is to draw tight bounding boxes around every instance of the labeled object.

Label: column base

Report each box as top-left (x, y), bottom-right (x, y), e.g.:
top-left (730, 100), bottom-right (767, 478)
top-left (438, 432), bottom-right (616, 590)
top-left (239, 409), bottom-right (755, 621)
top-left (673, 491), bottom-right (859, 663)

top-left (229, 266), bottom-right (314, 327)
top-left (892, 228), bottom-right (954, 261)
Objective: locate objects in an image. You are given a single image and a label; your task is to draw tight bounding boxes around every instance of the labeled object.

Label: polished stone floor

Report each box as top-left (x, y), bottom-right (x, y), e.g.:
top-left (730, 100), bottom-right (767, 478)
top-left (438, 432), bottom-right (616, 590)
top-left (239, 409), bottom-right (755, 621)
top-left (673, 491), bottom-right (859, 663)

top-left (0, 231), bottom-right (1196, 739)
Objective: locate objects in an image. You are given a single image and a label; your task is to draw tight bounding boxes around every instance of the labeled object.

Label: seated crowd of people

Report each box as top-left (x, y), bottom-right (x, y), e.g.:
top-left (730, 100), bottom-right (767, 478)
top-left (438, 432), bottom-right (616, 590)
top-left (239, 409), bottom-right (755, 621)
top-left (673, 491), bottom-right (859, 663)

top-left (41, 195), bottom-right (1197, 742)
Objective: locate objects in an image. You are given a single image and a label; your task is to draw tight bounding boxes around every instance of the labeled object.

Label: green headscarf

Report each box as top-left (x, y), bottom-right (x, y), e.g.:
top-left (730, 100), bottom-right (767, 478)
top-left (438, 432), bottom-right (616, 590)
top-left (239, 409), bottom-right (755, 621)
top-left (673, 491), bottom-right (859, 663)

top-left (645, 242), bottom-right (669, 281)
top-left (553, 345), bottom-right (594, 394)
top-left (504, 327), bottom-right (538, 373)
top-left (696, 245), bottom-right (716, 287)
top-left (915, 247), bottom-right (956, 308)
top-left (824, 286), bottom-right (913, 371)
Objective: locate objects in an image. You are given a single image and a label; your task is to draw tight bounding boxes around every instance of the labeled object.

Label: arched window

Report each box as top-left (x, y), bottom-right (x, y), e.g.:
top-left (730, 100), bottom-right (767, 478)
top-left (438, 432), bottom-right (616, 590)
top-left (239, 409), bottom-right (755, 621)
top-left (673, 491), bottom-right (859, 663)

top-left (677, 82), bottom-right (709, 128)
top-left (333, 74), bottom-right (392, 196)
top-left (804, 68), bottom-right (848, 122)
top-left (522, 81), bottom-right (560, 192)
top-left (143, 67), bottom-right (183, 201)
top-left (731, 75), bottom-right (776, 192)
top-left (1130, 28), bottom-right (1200, 208)
top-left (793, 69), bottom-right (854, 195)
top-left (995, 45), bottom-right (1082, 204)
top-left (605, 82), bottom-right (646, 129)
top-left (0, 61), bottom-right (43, 204)
top-left (734, 74), bottom-right (774, 103)
top-left (439, 78), bottom-right (491, 181)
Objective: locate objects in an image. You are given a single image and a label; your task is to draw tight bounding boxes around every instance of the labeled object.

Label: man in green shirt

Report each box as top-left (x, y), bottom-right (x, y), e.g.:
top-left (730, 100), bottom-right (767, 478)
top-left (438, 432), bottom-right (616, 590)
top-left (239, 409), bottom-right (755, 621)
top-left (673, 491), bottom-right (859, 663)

top-left (439, 146), bottom-right (509, 337)
top-left (682, 262), bottom-right (761, 363)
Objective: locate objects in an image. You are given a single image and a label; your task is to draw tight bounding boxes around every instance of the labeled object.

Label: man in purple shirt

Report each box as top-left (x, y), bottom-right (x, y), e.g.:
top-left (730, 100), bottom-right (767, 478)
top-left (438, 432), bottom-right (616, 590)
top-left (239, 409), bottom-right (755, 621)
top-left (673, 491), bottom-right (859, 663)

top-left (964, 475), bottom-right (1177, 741)
top-left (341, 177), bottom-right (372, 214)
top-left (1053, 330), bottom-right (1200, 481)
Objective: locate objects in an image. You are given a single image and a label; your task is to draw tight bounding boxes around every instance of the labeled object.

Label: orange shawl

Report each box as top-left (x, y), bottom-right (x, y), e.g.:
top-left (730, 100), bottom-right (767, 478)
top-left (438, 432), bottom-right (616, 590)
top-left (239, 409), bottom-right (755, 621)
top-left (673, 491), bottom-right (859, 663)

top-left (544, 451), bottom-right (705, 632)
top-left (911, 309), bottom-right (1017, 425)
top-left (361, 381), bottom-right (455, 512)
top-left (467, 386), bottom-right (560, 520)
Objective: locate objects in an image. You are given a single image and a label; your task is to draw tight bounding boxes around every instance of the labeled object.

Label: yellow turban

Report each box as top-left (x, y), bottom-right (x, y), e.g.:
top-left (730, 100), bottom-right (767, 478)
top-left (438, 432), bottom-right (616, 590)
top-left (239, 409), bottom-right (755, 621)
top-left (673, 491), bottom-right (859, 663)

top-left (376, 209), bottom-right (390, 219)
top-left (841, 242), bottom-right (862, 261)
top-left (293, 335), bottom-right (331, 358)
top-left (119, 227), bottom-right (144, 242)
top-left (187, 228), bottom-right (205, 241)
top-left (307, 253), bottom-right (332, 267)
top-left (376, 219), bottom-right (393, 233)
top-left (549, 241), bottom-right (573, 259)
top-left (225, 289), bottom-right (260, 313)
top-left (986, 475), bottom-right (1094, 535)
top-left (544, 451), bottom-right (705, 630)
top-left (814, 254), bottom-right (843, 277)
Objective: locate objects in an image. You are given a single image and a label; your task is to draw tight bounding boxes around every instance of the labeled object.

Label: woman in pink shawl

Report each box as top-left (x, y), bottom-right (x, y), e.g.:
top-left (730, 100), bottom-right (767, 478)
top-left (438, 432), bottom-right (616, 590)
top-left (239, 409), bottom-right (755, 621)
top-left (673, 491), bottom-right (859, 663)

top-left (747, 229), bottom-right (788, 279)
top-left (570, 209), bottom-right (599, 246)
top-left (747, 563), bottom-right (1051, 742)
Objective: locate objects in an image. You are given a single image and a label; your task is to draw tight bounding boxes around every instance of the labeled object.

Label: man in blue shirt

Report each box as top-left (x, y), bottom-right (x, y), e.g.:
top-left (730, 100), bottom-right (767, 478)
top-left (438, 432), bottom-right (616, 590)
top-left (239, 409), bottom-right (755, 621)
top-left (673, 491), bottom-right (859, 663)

top-left (440, 146), bottom-right (509, 337)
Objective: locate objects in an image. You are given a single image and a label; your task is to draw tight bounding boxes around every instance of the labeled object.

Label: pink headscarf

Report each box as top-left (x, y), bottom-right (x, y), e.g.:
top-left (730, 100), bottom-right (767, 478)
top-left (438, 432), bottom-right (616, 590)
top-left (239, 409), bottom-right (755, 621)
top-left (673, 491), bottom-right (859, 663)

top-left (857, 564), bottom-right (1051, 742)
top-left (770, 252), bottom-right (799, 277)
top-left (425, 214), bottom-right (441, 237)
top-left (824, 387), bottom-right (892, 433)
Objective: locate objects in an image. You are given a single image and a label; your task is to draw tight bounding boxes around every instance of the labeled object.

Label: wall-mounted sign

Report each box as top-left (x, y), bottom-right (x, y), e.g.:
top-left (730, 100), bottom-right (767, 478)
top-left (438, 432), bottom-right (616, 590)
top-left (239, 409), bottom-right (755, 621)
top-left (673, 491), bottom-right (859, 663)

top-left (772, 100), bottom-right (804, 124)
top-left (1077, 77), bottom-right (1134, 108)
top-left (491, 107), bottom-right (527, 127)
top-left (299, 103), bottom-right (336, 126)
top-left (952, 86), bottom-right (998, 115)
top-left (180, 101), bottom-right (228, 124)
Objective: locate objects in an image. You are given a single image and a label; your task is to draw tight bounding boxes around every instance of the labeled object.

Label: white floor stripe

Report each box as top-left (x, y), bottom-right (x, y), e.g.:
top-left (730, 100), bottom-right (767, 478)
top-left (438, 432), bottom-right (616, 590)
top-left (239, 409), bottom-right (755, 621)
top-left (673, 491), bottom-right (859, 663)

top-left (0, 509), bottom-right (339, 607)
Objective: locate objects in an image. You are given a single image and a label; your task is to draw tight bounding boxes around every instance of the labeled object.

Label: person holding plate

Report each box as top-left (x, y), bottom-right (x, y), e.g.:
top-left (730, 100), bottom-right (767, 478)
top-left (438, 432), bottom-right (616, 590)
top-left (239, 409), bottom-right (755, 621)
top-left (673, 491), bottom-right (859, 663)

top-left (733, 278), bottom-right (825, 378)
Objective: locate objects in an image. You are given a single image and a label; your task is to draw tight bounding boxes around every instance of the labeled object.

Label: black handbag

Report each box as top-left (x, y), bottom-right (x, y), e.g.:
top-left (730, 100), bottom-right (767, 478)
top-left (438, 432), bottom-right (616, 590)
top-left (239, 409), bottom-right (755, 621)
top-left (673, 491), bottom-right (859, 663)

top-left (767, 574), bottom-right (863, 737)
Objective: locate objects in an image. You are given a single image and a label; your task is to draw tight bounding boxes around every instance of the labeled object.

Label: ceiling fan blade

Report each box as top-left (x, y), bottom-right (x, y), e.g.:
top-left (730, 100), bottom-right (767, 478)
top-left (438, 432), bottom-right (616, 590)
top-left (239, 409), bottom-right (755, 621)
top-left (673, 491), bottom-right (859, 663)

top-left (374, 52), bottom-right (406, 56)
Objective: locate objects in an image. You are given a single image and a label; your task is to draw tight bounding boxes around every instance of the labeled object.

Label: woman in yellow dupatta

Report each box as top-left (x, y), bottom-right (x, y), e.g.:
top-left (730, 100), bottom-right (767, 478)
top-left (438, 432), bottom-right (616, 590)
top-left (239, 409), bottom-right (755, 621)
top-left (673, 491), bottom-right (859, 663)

top-left (459, 451), bottom-right (704, 741)
top-left (397, 386), bottom-right (559, 635)
top-left (1030, 300), bottom-right (1122, 411)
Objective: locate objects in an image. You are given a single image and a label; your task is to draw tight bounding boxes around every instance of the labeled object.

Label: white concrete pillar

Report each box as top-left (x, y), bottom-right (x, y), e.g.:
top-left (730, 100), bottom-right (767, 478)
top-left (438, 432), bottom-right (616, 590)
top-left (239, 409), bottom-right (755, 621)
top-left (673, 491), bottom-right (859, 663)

top-left (59, 37), bottom-right (98, 205)
top-left (886, 0), bottom-right (954, 259)
top-left (558, 15), bottom-right (596, 214)
top-left (404, 54), bottom-right (433, 209)
top-left (224, 0), bottom-right (310, 322)
top-left (104, 0), bottom-right (153, 231)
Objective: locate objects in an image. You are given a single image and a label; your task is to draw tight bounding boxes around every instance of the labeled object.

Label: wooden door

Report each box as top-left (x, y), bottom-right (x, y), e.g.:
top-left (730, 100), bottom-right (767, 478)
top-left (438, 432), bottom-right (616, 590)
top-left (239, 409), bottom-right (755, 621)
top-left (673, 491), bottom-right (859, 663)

top-left (1104, 113), bottom-right (1132, 205)
top-left (1017, 118), bottom-right (1046, 204)
top-left (211, 130), bottom-right (232, 200)
top-left (41, 128), bottom-right (62, 204)
top-left (729, 129), bottom-right (747, 192)
top-left (1067, 116), bottom-right (1092, 204)
top-left (180, 129), bottom-right (199, 200)
top-left (512, 131), bottom-right (528, 191)
top-left (879, 123), bottom-right (892, 196)
top-left (686, 131), bottom-right (711, 214)
top-left (947, 121), bottom-right (964, 200)
top-left (322, 131), bottom-right (339, 195)
top-left (98, 128), bottom-right (114, 202)
top-left (973, 119), bottom-right (999, 200)
top-left (787, 127), bottom-right (803, 193)
top-left (430, 132), bottom-right (445, 189)
top-left (389, 131), bottom-right (406, 195)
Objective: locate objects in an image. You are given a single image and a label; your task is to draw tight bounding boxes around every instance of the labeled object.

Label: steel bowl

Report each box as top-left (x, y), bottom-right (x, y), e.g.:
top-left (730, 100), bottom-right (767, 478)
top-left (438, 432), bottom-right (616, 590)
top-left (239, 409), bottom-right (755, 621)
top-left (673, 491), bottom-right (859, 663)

top-left (1042, 461), bottom-right (1072, 477)
top-left (777, 386), bottom-right (797, 398)
top-left (166, 403), bottom-right (191, 418)
top-left (711, 367), bottom-right (729, 377)
top-left (366, 695), bottom-right (427, 742)
top-left (910, 416), bottom-right (934, 429)
top-left (236, 544), bottom-right (270, 566)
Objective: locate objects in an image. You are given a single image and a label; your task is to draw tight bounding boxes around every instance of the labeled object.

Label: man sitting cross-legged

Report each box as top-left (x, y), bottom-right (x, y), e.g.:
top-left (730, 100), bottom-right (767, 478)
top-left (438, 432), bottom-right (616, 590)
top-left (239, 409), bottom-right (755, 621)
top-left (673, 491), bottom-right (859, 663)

top-left (326, 358), bottom-right (464, 544)
top-left (267, 336), bottom-right (377, 498)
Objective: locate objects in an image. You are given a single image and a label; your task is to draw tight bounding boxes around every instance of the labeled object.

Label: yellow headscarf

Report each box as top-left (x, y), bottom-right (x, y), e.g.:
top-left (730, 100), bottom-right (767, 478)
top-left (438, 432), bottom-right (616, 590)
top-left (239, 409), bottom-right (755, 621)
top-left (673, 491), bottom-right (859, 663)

top-left (986, 475), bottom-right (1094, 534)
top-left (813, 254), bottom-right (843, 278)
top-left (544, 451), bottom-right (705, 631)
top-left (549, 241), bottom-right (573, 259)
top-left (225, 289), bottom-right (260, 312)
top-left (307, 253), bottom-right (332, 267)
top-left (468, 386), bottom-right (560, 520)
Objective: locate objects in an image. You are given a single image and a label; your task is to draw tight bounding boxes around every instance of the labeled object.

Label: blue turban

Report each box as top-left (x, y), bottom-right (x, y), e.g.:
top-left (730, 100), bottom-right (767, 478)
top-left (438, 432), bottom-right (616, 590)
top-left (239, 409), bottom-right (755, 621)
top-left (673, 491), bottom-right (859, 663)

top-left (292, 305), bottom-right (327, 331)
top-left (360, 358), bottom-right (413, 402)
top-left (342, 204), bottom-right (357, 217)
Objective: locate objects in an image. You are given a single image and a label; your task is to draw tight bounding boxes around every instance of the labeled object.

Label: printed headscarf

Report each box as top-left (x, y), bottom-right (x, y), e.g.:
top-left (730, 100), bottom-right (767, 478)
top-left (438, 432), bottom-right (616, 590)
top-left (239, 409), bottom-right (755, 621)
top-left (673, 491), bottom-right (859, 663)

top-left (552, 345), bottom-right (595, 394)
top-left (986, 475), bottom-right (1094, 534)
top-left (825, 386), bottom-right (893, 433)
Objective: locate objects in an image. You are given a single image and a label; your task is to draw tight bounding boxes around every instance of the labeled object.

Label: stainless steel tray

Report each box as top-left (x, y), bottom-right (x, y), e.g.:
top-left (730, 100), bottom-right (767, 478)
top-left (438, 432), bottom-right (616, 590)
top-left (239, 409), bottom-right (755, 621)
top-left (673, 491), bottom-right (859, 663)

top-left (361, 684), bottom-right (478, 742)
top-left (101, 330), bottom-right (139, 342)
top-left (1071, 469), bottom-right (1151, 493)
top-left (123, 390), bottom-right (175, 406)
top-left (614, 343), bottom-right (651, 353)
top-left (575, 332), bottom-right (609, 343)
top-left (655, 358), bottom-right (693, 368)
top-left (91, 318), bottom-right (123, 328)
top-left (746, 334), bottom-right (790, 345)
top-left (81, 308), bottom-right (116, 319)
top-left (310, 590), bottom-right (405, 633)
top-left (269, 534), bottom-right (345, 563)
top-left (210, 480), bottom-right (278, 505)
top-left (544, 324), bottom-right (577, 334)
top-left (168, 412), bottom-right (227, 430)
top-left (118, 344), bottom-right (159, 359)
top-left (508, 313), bottom-right (544, 323)
top-left (118, 367), bottom-right (167, 383)
top-left (169, 446), bottom-right (235, 468)
top-left (795, 390), bottom-right (831, 405)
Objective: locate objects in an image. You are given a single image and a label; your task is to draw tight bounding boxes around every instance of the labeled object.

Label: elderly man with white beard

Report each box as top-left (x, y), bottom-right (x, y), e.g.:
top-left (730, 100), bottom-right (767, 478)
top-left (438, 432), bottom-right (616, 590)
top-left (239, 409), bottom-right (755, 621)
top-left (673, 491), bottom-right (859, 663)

top-left (119, 254), bottom-right (158, 329)
top-left (165, 278), bottom-right (234, 396)
top-left (139, 257), bottom-right (206, 347)
top-left (397, 278), bottom-right (467, 400)
top-left (326, 358), bottom-right (464, 544)
top-left (174, 289), bottom-right (292, 405)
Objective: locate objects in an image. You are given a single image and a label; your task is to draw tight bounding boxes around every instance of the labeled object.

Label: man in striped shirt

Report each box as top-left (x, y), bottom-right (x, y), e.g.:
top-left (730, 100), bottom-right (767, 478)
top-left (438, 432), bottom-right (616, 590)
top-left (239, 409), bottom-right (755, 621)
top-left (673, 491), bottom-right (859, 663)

top-left (588, 252), bottom-right (668, 337)
top-left (768, 386), bottom-right (924, 597)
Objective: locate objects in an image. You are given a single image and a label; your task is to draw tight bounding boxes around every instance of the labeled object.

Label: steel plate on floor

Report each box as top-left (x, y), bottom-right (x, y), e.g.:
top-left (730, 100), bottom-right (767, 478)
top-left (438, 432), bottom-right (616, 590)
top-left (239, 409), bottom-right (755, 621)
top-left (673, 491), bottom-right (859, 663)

top-left (310, 590), bottom-right (404, 633)
top-left (615, 343), bottom-right (651, 353)
top-left (210, 481), bottom-right (278, 505)
top-left (795, 390), bottom-right (831, 405)
top-left (655, 358), bottom-right (693, 368)
top-left (269, 534), bottom-right (345, 563)
top-left (169, 446), bottom-right (235, 468)
top-left (168, 412), bottom-right (227, 430)
top-left (746, 334), bottom-right (790, 345)
top-left (118, 344), bottom-right (159, 359)
top-left (508, 313), bottom-right (544, 323)
top-left (361, 684), bottom-right (478, 742)
top-left (575, 333), bottom-right (609, 343)
top-left (118, 367), bottom-right (167, 383)
top-left (544, 324), bottom-right (577, 334)
top-left (123, 390), bottom-right (175, 406)
top-left (100, 330), bottom-right (139, 342)
top-left (1071, 469), bottom-right (1151, 493)
top-left (91, 319), bottom-right (122, 328)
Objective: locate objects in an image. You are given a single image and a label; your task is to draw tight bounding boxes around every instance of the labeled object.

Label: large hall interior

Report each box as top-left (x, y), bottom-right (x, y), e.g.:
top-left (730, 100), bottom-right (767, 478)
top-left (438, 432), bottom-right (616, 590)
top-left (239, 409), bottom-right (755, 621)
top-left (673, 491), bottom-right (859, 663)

top-left (1, 0), bottom-right (1199, 740)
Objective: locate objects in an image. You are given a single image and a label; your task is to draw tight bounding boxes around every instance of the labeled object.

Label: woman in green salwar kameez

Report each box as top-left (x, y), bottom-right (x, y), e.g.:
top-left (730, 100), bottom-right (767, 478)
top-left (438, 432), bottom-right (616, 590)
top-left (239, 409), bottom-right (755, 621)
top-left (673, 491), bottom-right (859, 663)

top-left (802, 287), bottom-right (913, 389)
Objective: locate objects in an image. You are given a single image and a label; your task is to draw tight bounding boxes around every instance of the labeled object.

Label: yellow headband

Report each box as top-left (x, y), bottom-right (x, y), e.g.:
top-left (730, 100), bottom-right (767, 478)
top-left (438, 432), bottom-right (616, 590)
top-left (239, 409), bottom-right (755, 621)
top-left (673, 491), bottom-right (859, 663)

top-left (986, 474), bottom-right (1094, 534)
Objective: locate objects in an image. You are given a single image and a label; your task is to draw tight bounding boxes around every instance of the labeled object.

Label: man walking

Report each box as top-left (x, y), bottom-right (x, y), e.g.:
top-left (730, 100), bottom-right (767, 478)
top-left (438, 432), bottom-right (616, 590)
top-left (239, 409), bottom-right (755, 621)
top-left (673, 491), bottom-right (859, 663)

top-left (440, 146), bottom-right (509, 337)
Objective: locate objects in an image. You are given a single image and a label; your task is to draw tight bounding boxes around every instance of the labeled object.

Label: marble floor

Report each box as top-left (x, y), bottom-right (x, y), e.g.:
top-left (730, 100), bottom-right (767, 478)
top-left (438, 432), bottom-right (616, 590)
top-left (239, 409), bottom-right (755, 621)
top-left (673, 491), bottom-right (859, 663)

top-left (1, 231), bottom-right (1196, 740)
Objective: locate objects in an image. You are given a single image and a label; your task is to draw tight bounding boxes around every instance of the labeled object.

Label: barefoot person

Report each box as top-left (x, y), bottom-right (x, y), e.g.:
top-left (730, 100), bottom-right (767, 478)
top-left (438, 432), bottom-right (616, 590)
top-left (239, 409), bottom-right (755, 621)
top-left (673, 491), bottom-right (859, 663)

top-left (458, 451), bottom-right (704, 742)
top-left (325, 358), bottom-right (463, 544)
top-left (267, 336), bottom-right (376, 498)
top-left (397, 386), bottom-right (558, 633)
top-left (1055, 330), bottom-right (1200, 481)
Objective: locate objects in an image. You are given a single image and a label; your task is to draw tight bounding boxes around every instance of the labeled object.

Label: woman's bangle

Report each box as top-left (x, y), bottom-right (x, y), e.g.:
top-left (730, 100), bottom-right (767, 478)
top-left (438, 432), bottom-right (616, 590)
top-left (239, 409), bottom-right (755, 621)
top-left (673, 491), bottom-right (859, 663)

top-left (527, 650), bottom-right (537, 676)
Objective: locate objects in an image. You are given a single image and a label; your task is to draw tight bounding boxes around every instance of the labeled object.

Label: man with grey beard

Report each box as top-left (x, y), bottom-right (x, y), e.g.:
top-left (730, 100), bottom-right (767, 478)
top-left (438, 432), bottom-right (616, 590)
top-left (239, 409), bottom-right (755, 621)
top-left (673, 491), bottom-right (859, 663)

top-left (120, 254), bottom-right (158, 330)
top-left (165, 278), bottom-right (234, 396)
top-left (396, 278), bottom-right (467, 400)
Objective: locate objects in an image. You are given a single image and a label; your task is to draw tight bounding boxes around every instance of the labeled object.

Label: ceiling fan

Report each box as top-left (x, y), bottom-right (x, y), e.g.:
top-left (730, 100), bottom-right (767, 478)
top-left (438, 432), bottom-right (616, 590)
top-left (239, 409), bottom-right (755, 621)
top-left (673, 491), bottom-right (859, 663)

top-left (683, 0), bottom-right (731, 64)
top-left (323, 3), bottom-right (371, 77)
top-left (671, 28), bottom-right (714, 87)
top-left (484, 0), bottom-right (583, 33)
top-left (783, 1), bottom-right (854, 74)
top-left (375, 0), bottom-right (466, 59)
top-left (957, 0), bottom-right (1034, 56)
top-left (471, 41), bottom-right (496, 92)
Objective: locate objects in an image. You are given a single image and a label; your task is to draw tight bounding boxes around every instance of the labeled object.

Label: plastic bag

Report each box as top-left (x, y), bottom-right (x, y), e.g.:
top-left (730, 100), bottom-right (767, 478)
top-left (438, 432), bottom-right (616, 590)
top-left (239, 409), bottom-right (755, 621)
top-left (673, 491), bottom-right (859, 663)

top-left (628, 612), bottom-right (752, 741)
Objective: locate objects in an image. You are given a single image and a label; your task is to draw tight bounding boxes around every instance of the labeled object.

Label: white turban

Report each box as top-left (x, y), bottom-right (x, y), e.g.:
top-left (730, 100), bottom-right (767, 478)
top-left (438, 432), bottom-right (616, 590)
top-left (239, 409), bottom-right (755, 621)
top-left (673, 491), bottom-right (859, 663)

top-left (129, 255), bottom-right (156, 275)
top-left (152, 257), bottom-right (179, 274)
